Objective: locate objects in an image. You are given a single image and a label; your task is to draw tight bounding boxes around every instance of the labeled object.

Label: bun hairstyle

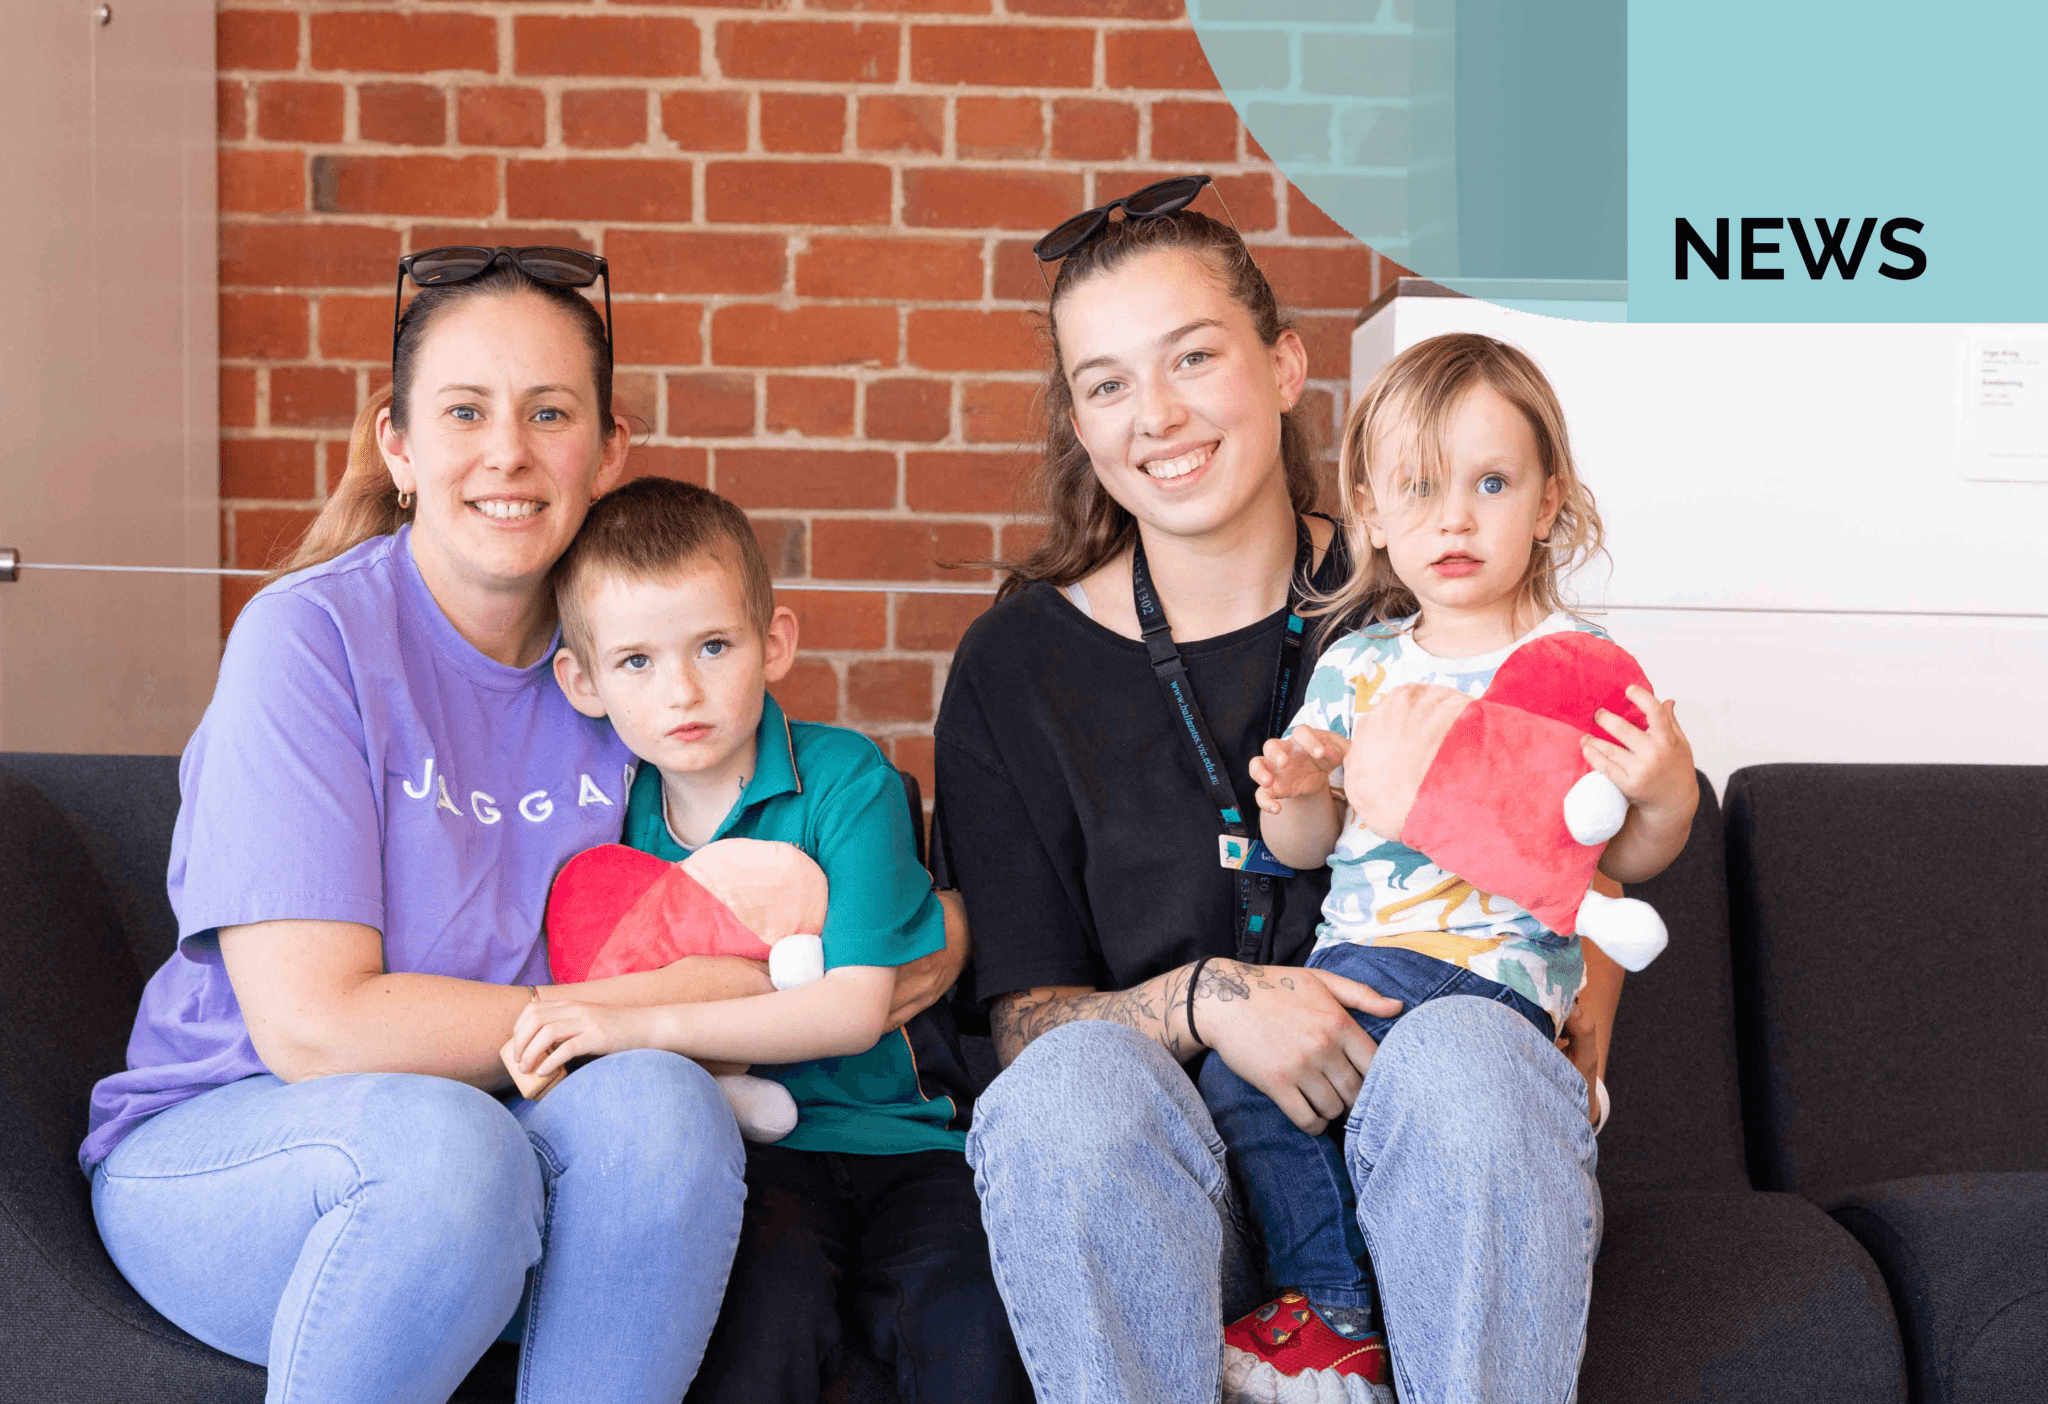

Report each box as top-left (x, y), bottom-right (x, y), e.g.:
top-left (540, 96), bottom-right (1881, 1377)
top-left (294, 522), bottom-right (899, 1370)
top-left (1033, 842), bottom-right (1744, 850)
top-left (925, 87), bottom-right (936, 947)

top-left (1313, 331), bottom-right (1605, 639)
top-left (994, 208), bottom-right (1323, 603)
top-left (270, 261), bottom-right (616, 580)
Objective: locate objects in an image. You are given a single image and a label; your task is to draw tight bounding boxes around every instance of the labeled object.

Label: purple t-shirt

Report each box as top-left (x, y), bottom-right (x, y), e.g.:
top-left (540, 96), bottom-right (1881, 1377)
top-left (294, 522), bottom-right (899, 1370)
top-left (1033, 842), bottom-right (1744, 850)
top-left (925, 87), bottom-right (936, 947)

top-left (79, 527), bottom-right (633, 1172)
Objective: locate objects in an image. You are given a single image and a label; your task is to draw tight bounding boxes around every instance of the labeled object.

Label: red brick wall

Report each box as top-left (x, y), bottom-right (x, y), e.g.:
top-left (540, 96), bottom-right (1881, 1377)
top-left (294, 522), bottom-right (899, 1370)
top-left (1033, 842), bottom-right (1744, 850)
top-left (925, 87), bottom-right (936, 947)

top-left (215, 0), bottom-right (1407, 792)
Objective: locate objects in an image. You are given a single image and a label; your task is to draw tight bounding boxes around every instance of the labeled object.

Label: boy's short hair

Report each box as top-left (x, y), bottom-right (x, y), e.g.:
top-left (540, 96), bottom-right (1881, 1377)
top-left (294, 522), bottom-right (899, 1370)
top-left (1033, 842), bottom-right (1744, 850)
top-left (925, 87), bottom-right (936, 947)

top-left (556, 477), bottom-right (776, 664)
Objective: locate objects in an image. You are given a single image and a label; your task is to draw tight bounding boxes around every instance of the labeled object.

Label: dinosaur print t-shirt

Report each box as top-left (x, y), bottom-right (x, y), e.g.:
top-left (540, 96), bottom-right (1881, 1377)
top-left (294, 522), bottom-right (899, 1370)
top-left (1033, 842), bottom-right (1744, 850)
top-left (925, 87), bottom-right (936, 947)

top-left (1285, 612), bottom-right (1609, 1028)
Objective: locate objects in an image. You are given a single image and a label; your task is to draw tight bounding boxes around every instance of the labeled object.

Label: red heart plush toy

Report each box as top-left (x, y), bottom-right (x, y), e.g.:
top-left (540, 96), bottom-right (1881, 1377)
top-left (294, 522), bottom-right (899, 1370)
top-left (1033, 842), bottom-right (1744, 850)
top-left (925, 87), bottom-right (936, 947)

top-left (501, 837), bottom-right (830, 1137)
top-left (1349, 631), bottom-right (1670, 970)
top-left (543, 840), bottom-right (826, 984)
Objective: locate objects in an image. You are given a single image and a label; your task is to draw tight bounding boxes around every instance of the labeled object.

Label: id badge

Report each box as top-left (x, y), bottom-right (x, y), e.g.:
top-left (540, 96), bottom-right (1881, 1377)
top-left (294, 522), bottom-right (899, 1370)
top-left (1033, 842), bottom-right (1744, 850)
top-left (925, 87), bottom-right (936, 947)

top-left (1218, 834), bottom-right (1297, 878)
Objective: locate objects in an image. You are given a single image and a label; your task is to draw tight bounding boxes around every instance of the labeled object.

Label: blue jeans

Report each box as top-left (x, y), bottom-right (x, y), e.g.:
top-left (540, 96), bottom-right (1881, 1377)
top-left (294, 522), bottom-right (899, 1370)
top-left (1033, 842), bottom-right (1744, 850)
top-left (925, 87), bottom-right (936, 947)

top-left (966, 996), bottom-right (1599, 1404)
top-left (1198, 943), bottom-right (1557, 1314)
top-left (92, 1049), bottom-right (746, 1404)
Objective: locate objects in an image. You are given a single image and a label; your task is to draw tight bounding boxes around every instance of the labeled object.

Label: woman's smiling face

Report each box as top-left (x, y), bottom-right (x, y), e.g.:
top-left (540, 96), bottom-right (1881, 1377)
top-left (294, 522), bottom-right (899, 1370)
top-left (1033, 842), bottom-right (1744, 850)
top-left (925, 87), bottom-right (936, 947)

top-left (1056, 247), bottom-right (1306, 545)
top-left (379, 291), bottom-right (628, 600)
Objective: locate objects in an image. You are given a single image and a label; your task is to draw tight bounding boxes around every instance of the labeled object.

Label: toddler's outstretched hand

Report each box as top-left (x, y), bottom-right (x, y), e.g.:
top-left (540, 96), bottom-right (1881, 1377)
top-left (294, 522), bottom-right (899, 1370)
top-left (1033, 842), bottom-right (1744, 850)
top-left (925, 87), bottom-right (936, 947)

top-left (1250, 728), bottom-right (1349, 815)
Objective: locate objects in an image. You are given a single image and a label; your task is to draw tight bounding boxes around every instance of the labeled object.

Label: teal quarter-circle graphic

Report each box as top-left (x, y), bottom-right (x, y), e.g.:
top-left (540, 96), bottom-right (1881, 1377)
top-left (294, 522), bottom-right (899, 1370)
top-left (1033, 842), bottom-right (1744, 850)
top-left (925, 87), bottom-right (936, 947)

top-left (1193, 2), bottom-right (2048, 322)
top-left (1187, 0), bottom-right (1627, 322)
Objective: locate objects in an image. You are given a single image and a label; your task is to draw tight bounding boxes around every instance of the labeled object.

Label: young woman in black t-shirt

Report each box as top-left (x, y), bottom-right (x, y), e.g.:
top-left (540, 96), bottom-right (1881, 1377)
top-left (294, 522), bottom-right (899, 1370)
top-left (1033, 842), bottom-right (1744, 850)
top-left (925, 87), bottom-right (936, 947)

top-left (933, 190), bottom-right (1620, 1404)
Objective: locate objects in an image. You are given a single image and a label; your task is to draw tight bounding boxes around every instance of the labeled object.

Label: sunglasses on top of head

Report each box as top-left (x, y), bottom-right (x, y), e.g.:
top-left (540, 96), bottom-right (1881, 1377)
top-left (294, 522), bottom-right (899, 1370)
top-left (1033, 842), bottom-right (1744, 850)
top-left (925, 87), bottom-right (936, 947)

top-left (1032, 174), bottom-right (1222, 263)
top-left (391, 245), bottom-right (612, 369)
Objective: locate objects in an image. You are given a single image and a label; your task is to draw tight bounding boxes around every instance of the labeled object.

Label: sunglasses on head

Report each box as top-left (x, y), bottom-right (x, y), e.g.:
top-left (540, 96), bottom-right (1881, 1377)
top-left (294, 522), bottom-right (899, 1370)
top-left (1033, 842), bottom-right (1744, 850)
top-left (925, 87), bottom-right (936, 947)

top-left (391, 245), bottom-right (613, 369)
top-left (1032, 174), bottom-right (1219, 263)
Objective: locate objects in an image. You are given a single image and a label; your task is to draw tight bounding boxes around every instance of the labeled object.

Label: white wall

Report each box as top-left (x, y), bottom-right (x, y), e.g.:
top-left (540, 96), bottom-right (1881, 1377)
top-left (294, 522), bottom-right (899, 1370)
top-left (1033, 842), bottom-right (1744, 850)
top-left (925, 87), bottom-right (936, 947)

top-left (1351, 297), bottom-right (2048, 790)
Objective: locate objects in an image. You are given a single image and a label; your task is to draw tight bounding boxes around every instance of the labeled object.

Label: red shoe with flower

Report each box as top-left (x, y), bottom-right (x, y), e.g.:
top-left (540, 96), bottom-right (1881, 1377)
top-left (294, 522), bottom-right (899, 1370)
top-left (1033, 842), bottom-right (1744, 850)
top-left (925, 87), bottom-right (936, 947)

top-left (1220, 1290), bottom-right (1395, 1403)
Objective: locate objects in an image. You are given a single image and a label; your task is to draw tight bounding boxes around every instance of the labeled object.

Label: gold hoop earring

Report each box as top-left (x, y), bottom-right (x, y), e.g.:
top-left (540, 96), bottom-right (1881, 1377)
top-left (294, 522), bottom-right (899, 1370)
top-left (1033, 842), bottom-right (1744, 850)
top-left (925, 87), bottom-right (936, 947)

top-left (397, 490), bottom-right (415, 511)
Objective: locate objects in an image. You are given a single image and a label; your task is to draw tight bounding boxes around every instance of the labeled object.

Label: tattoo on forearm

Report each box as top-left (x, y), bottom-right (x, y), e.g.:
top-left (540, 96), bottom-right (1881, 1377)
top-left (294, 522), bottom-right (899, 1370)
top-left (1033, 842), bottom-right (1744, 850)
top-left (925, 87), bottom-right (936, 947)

top-left (991, 984), bottom-right (1162, 1065)
top-left (991, 959), bottom-right (1300, 1067)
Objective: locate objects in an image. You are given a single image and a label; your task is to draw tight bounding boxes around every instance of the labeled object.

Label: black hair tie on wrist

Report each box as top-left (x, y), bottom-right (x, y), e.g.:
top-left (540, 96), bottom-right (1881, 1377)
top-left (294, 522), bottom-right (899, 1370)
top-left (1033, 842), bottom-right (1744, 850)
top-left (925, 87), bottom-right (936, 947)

top-left (1186, 956), bottom-right (1214, 1048)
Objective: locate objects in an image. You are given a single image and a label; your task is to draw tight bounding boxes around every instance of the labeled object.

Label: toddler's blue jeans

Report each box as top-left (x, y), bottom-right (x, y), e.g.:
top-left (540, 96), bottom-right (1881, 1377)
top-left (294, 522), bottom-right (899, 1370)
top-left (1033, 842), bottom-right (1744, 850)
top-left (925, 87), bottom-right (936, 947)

top-left (1198, 942), bottom-right (1557, 1313)
top-left (92, 1049), bottom-right (746, 1404)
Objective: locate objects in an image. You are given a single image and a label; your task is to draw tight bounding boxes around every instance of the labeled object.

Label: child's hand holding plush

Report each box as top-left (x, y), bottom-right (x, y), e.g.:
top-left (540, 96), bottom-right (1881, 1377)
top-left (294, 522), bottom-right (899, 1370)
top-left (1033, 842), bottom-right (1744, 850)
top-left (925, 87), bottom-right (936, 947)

top-left (1579, 684), bottom-right (1698, 883)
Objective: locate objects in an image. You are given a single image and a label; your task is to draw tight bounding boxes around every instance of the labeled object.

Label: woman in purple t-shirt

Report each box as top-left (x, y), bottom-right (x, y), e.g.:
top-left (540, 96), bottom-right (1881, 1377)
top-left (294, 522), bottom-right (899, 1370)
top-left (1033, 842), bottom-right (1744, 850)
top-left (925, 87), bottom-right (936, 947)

top-left (83, 254), bottom-right (964, 1403)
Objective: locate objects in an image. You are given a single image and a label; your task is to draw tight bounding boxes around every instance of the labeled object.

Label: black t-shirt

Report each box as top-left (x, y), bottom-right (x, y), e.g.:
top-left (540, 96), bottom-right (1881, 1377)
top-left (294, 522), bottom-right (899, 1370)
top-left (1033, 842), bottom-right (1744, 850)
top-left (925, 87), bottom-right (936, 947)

top-left (932, 534), bottom-right (1352, 1013)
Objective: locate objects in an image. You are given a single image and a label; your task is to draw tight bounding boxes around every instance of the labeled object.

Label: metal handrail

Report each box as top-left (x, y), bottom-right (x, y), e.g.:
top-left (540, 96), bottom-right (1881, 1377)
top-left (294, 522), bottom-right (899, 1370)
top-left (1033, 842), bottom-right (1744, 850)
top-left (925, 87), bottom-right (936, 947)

top-left (0, 548), bottom-right (996, 594)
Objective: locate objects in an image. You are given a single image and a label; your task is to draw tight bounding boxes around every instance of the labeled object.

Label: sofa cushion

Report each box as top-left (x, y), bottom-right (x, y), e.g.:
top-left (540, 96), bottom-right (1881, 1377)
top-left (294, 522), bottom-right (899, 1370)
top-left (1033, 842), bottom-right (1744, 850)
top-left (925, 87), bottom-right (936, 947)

top-left (0, 753), bottom-right (183, 973)
top-left (0, 765), bottom-right (146, 1169)
top-left (1830, 1172), bottom-right (2048, 1404)
top-left (1582, 1189), bottom-right (1905, 1404)
top-left (0, 764), bottom-right (267, 1401)
top-left (1725, 765), bottom-right (2048, 1200)
top-left (1595, 774), bottom-right (1750, 1194)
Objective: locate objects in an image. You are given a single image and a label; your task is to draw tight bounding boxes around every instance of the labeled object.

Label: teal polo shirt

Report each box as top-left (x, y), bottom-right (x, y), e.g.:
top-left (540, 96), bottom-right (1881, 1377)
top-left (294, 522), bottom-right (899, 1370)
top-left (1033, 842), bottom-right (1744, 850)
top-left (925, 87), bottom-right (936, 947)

top-left (620, 694), bottom-right (964, 1155)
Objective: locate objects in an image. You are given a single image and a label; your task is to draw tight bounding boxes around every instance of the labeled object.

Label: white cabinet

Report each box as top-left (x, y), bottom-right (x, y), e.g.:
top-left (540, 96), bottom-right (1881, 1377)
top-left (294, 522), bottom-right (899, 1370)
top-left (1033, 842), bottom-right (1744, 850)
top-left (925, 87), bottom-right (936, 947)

top-left (1352, 283), bottom-right (2048, 787)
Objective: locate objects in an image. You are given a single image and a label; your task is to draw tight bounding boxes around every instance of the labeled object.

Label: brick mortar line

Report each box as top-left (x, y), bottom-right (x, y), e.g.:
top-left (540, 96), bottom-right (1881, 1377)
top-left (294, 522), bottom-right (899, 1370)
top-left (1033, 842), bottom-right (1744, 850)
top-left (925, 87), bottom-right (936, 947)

top-left (222, 294), bottom-right (1371, 316)
top-left (217, 200), bottom-right (1363, 246)
top-left (218, 251), bottom-right (1381, 276)
top-left (230, 387), bottom-right (1353, 433)
top-left (227, 6), bottom-right (1219, 93)
top-left (222, 165), bottom-right (1344, 222)
top-left (227, 5), bottom-right (1198, 27)
top-left (222, 363), bottom-right (1364, 382)
top-left (222, 73), bottom-right (1248, 98)
top-left (214, 505), bottom-right (1043, 537)
top-left (230, 395), bottom-right (1345, 431)
top-left (213, 501), bottom-right (1304, 533)
top-left (228, 90), bottom-right (1262, 114)
top-left (219, 141), bottom-right (1274, 164)
top-left (213, 224), bottom-right (1362, 246)
top-left (234, 384), bottom-right (1356, 417)
top-left (239, 2), bottom-right (1188, 12)
top-left (219, 253), bottom-right (1365, 275)
top-left (217, 433), bottom-right (1054, 451)
top-left (220, 285), bottom-right (1376, 307)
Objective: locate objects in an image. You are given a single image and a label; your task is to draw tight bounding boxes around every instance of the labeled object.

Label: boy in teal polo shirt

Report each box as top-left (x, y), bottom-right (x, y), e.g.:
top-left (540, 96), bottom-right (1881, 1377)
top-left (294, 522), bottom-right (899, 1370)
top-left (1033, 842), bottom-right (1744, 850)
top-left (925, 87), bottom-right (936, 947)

top-left (508, 477), bottom-right (1023, 1403)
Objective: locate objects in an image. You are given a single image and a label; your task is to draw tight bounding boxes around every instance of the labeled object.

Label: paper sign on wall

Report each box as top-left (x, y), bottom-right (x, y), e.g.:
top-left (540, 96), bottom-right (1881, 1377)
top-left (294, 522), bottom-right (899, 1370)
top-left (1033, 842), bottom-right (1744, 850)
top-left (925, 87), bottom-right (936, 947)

top-left (1962, 333), bottom-right (2048, 483)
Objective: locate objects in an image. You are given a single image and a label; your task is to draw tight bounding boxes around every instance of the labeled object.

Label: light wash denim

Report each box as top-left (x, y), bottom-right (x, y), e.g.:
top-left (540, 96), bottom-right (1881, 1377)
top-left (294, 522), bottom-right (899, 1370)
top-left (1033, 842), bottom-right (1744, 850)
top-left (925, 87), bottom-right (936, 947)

top-left (92, 1048), bottom-right (747, 1404)
top-left (966, 996), bottom-right (1601, 1404)
top-left (1199, 947), bottom-right (1557, 1314)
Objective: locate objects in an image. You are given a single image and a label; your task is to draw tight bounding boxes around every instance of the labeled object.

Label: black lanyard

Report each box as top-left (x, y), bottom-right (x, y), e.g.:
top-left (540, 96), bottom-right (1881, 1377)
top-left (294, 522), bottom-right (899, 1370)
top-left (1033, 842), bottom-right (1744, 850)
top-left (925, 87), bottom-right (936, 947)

top-left (1131, 519), bottom-right (1313, 964)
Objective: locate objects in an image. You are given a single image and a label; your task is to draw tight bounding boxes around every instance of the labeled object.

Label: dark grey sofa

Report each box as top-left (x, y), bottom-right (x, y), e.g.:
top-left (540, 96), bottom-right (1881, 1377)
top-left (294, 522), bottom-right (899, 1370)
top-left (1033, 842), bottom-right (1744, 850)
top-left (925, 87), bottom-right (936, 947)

top-left (2, 752), bottom-right (2039, 1401)
top-left (1579, 774), bottom-right (1905, 1403)
top-left (1727, 765), bottom-right (2048, 1404)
